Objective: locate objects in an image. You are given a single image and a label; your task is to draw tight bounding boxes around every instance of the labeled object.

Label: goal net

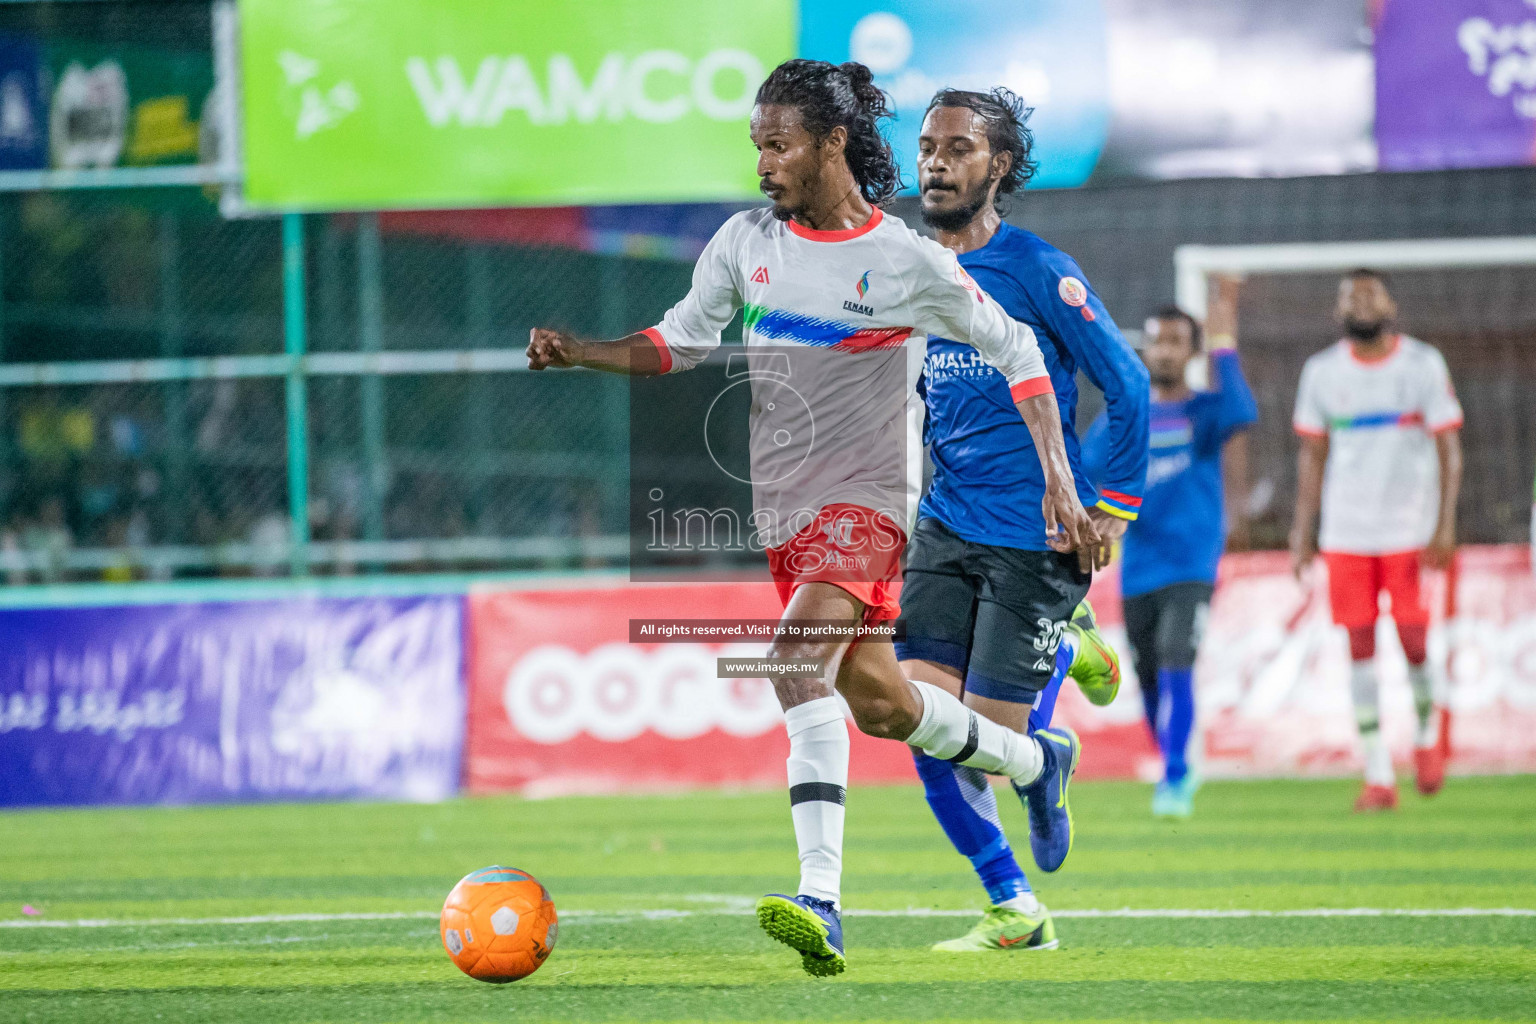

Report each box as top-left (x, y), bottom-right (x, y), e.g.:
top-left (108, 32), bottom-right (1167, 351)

top-left (1174, 238), bottom-right (1536, 551)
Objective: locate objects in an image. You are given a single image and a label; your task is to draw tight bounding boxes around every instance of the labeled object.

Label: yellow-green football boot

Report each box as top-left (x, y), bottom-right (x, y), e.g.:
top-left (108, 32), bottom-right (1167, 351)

top-left (1065, 599), bottom-right (1120, 707)
top-left (932, 903), bottom-right (1058, 952)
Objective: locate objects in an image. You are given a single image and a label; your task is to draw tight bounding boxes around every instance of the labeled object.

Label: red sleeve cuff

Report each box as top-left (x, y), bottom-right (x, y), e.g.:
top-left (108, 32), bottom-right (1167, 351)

top-left (1009, 376), bottom-right (1054, 402)
top-left (1430, 418), bottom-right (1463, 435)
top-left (1293, 424), bottom-right (1327, 438)
top-left (640, 327), bottom-right (672, 374)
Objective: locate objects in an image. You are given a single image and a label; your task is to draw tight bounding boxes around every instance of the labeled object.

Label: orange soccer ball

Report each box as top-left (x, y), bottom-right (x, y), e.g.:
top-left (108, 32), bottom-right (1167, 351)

top-left (439, 866), bottom-right (559, 983)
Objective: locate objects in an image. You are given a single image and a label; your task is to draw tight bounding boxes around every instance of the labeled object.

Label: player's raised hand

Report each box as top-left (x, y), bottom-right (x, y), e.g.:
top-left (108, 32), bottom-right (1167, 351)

top-left (527, 328), bottom-right (583, 371)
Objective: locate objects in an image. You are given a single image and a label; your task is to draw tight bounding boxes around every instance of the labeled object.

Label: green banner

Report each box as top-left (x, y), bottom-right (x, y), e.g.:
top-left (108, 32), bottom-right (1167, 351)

top-left (240, 0), bottom-right (794, 210)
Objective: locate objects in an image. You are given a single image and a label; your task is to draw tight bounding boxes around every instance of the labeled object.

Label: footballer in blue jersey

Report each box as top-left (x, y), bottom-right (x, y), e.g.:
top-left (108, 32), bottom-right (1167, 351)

top-left (1082, 284), bottom-right (1258, 818)
top-left (891, 89), bottom-right (1150, 952)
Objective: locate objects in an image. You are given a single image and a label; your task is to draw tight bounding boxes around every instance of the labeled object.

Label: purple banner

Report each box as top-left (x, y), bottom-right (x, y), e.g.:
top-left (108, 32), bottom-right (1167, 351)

top-left (0, 596), bottom-right (463, 807)
top-left (1377, 0), bottom-right (1536, 172)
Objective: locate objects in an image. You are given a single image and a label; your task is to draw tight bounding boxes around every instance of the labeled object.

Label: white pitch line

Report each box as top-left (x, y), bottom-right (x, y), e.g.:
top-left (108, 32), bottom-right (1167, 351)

top-left (2, 907), bottom-right (1533, 929)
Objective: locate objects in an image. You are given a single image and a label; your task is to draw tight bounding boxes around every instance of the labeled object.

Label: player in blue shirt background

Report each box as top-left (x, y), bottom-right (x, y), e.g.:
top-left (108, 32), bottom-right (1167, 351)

top-left (1082, 280), bottom-right (1258, 819)
top-left (893, 87), bottom-right (1149, 952)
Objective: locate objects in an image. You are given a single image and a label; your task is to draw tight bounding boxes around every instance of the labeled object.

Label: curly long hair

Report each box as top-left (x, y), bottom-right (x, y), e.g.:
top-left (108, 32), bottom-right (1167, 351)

top-left (755, 59), bottom-right (903, 204)
top-left (924, 87), bottom-right (1039, 211)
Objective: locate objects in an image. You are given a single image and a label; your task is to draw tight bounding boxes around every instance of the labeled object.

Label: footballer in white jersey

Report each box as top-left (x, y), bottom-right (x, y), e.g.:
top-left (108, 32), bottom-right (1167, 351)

top-left (527, 59), bottom-right (1099, 977)
top-left (1291, 269), bottom-right (1463, 813)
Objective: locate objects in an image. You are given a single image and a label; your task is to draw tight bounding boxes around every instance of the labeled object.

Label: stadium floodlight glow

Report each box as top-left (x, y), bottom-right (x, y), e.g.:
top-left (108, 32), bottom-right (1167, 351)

top-left (1174, 236), bottom-right (1536, 319)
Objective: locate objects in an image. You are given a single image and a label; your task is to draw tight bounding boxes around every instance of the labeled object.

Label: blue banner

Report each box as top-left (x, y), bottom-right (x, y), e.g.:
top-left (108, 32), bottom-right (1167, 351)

top-left (800, 0), bottom-right (1110, 190)
top-left (0, 596), bottom-right (463, 807)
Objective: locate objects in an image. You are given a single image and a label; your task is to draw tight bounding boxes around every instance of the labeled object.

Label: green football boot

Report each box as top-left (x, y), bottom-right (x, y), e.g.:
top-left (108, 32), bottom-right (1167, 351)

top-left (1066, 599), bottom-right (1121, 707)
top-left (932, 903), bottom-right (1058, 952)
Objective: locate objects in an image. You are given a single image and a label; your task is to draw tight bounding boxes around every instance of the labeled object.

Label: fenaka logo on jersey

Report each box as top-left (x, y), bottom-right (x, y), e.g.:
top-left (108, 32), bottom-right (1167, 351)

top-left (843, 269), bottom-right (875, 316)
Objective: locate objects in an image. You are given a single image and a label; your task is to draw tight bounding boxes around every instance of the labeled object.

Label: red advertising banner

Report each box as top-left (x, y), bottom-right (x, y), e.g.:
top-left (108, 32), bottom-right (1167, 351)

top-left (1195, 546), bottom-right (1536, 778)
top-left (464, 580), bottom-right (918, 796)
top-left (465, 545), bottom-right (1536, 795)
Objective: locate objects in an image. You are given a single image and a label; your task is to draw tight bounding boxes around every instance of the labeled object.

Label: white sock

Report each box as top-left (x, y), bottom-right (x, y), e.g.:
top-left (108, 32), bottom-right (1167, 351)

top-left (905, 680), bottom-right (1045, 786)
top-left (1350, 660), bottom-right (1394, 786)
top-left (997, 891), bottom-right (1042, 915)
top-left (784, 696), bottom-right (848, 907)
top-left (1407, 662), bottom-right (1438, 746)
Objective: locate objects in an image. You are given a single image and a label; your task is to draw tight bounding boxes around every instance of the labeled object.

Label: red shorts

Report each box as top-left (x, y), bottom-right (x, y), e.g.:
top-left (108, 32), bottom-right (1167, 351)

top-left (1322, 550), bottom-right (1430, 630)
top-left (765, 503), bottom-right (905, 625)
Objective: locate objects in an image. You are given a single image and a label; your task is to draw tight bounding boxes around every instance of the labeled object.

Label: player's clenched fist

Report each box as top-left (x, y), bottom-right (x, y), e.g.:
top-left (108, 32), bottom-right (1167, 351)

top-left (527, 328), bottom-right (583, 371)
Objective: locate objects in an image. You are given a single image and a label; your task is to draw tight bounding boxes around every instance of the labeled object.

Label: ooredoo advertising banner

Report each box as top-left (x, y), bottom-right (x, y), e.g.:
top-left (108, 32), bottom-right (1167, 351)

top-left (1376, 0), bottom-right (1536, 172)
top-left (465, 582), bottom-right (915, 795)
top-left (465, 547), bottom-right (1536, 796)
top-left (463, 580), bottom-right (1153, 797)
top-left (239, 0), bottom-right (794, 209)
top-left (0, 596), bottom-right (463, 807)
top-left (1196, 547), bottom-right (1536, 777)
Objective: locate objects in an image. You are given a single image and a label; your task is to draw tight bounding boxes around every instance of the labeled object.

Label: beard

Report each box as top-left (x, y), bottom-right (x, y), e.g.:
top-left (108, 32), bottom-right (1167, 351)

top-left (919, 179), bottom-right (991, 231)
top-left (762, 177), bottom-right (806, 222)
top-left (1343, 316), bottom-right (1388, 341)
top-left (1149, 368), bottom-right (1183, 388)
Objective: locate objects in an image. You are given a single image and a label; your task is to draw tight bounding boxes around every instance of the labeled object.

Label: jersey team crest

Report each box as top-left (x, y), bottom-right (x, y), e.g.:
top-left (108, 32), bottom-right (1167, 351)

top-left (1058, 277), bottom-right (1088, 307)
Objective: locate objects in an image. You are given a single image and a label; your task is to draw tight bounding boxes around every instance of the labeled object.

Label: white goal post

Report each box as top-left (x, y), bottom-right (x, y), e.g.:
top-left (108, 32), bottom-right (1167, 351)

top-left (1174, 236), bottom-right (1536, 320)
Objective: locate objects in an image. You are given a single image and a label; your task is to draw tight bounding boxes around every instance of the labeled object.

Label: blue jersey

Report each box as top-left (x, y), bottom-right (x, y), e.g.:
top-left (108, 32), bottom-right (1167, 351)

top-left (1083, 350), bottom-right (1258, 597)
top-left (918, 223), bottom-right (1149, 551)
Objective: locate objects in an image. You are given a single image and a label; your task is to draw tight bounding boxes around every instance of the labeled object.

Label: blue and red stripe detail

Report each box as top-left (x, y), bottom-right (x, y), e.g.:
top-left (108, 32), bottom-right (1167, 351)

top-left (743, 304), bottom-right (912, 352)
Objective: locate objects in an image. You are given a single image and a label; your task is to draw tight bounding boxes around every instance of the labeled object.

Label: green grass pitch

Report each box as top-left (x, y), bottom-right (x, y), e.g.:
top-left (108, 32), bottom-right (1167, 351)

top-left (2, 777), bottom-right (1534, 1023)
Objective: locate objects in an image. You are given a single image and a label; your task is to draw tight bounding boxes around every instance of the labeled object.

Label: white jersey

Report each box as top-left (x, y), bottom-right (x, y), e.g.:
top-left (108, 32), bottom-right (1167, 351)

top-left (1292, 334), bottom-right (1463, 554)
top-left (643, 206), bottom-right (1050, 548)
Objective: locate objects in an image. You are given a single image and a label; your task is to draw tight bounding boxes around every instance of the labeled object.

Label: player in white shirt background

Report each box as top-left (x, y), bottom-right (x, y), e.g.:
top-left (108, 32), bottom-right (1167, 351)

top-left (526, 59), bottom-right (1104, 976)
top-left (1290, 268), bottom-right (1463, 813)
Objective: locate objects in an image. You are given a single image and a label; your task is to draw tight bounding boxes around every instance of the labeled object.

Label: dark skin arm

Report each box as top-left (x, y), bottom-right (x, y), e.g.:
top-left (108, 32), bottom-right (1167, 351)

top-left (1290, 433), bottom-right (1328, 579)
top-left (1425, 429), bottom-right (1462, 570)
top-left (526, 329), bottom-right (661, 376)
top-left (1016, 391), bottom-right (1104, 568)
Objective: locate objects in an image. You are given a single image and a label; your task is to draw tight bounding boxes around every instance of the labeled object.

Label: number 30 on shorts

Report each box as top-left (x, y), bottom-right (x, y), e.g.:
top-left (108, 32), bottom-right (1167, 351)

top-left (1033, 617), bottom-right (1068, 654)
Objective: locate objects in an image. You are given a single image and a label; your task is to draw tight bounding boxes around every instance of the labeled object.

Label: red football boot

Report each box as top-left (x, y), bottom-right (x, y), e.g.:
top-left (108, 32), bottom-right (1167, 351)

top-left (1414, 707), bottom-right (1451, 796)
top-left (1353, 783), bottom-right (1399, 812)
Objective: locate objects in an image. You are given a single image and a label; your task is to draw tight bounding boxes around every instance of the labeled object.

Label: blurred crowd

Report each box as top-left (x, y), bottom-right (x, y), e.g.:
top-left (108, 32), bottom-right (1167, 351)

top-left (1, 383), bottom-right (609, 585)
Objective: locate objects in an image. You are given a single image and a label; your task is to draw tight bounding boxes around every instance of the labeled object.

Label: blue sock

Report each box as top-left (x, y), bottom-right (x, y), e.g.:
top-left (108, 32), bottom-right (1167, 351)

top-left (1156, 667), bottom-right (1195, 785)
top-left (911, 749), bottom-right (1029, 904)
top-left (1026, 637), bottom-right (1071, 733)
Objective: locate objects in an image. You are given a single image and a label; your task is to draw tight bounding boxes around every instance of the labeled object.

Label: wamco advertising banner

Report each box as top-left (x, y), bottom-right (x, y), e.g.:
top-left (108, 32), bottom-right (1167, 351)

top-left (239, 0), bottom-right (794, 209)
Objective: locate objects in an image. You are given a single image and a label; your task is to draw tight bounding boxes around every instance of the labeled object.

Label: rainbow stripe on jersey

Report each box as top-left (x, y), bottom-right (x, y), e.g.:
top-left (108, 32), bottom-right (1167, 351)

top-left (743, 303), bottom-right (912, 352)
top-left (1327, 410), bottom-right (1424, 431)
top-left (1149, 416), bottom-right (1193, 449)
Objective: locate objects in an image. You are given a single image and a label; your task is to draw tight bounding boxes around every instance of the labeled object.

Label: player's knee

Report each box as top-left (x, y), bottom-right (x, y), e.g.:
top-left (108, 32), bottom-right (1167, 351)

top-left (846, 693), bottom-right (914, 740)
top-left (1347, 626), bottom-right (1376, 661)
